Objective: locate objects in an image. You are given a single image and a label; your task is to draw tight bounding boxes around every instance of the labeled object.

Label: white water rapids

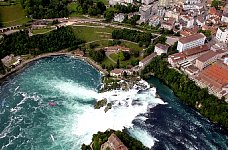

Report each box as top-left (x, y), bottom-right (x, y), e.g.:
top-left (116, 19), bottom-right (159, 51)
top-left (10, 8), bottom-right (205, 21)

top-left (41, 78), bottom-right (166, 149)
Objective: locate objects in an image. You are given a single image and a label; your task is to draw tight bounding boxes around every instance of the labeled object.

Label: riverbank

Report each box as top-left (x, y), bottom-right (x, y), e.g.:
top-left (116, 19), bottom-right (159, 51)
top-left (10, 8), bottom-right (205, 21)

top-left (141, 56), bottom-right (228, 131)
top-left (0, 50), bottom-right (108, 84)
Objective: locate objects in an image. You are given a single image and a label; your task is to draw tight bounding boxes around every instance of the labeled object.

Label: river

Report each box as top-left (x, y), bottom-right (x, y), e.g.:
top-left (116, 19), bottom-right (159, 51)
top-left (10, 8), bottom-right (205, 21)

top-left (0, 56), bottom-right (227, 150)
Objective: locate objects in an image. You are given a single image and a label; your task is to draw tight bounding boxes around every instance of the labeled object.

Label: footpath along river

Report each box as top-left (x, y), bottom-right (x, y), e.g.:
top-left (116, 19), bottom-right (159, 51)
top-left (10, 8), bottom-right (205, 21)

top-left (0, 56), bottom-right (227, 150)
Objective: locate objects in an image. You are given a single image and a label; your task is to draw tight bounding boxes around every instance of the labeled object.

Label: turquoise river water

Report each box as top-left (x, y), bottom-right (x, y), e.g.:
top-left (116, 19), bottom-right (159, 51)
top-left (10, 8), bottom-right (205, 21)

top-left (0, 56), bottom-right (227, 150)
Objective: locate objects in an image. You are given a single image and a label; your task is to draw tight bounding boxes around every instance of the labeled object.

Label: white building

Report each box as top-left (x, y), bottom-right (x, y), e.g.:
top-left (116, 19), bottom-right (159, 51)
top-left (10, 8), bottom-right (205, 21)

top-left (110, 69), bottom-right (123, 77)
top-left (159, 0), bottom-right (168, 7)
top-left (216, 27), bottom-right (228, 43)
top-left (109, 0), bottom-right (133, 5)
top-left (196, 16), bottom-right (205, 27)
top-left (114, 13), bottom-right (125, 22)
top-left (154, 43), bottom-right (169, 55)
top-left (142, 0), bottom-right (154, 5)
top-left (221, 13), bottom-right (228, 23)
top-left (184, 0), bottom-right (201, 4)
top-left (180, 15), bottom-right (194, 28)
top-left (139, 5), bottom-right (153, 23)
top-left (124, 0), bottom-right (133, 3)
top-left (177, 33), bottom-right (206, 52)
top-left (165, 10), bottom-right (180, 21)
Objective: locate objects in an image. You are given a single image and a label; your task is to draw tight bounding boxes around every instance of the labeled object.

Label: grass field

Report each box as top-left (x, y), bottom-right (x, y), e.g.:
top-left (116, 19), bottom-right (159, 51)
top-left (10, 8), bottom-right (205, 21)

top-left (32, 28), bottom-right (55, 35)
top-left (73, 26), bottom-right (113, 42)
top-left (0, 4), bottom-right (30, 27)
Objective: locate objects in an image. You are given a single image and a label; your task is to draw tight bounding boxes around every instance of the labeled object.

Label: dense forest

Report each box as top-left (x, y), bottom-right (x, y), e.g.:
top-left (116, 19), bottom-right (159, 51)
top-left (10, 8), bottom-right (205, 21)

top-left (20, 0), bottom-right (69, 19)
top-left (142, 56), bottom-right (228, 129)
top-left (0, 26), bottom-right (84, 58)
top-left (112, 29), bottom-right (153, 46)
top-left (81, 129), bottom-right (149, 150)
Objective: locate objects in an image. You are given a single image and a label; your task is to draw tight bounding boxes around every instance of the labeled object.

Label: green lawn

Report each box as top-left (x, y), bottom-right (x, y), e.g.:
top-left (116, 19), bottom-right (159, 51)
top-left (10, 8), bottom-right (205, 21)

top-left (120, 41), bottom-right (142, 52)
top-left (32, 28), bottom-right (55, 35)
top-left (73, 26), bottom-right (113, 42)
top-left (0, 4), bottom-right (30, 27)
top-left (109, 53), bottom-right (141, 68)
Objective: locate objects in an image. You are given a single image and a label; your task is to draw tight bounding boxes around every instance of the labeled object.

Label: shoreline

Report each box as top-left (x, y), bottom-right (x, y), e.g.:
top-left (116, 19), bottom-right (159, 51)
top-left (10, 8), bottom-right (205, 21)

top-left (0, 51), bottom-right (108, 84)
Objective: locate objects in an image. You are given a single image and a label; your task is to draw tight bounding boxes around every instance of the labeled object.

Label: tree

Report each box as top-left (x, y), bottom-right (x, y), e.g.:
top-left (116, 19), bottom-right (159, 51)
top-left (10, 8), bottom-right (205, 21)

top-left (116, 58), bottom-right (120, 68)
top-left (104, 9), bottom-right (114, 22)
top-left (118, 51), bottom-right (125, 61)
top-left (211, 0), bottom-right (220, 9)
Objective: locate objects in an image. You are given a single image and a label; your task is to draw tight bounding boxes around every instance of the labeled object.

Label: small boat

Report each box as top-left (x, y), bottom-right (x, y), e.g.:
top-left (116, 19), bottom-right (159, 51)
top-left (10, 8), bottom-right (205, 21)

top-left (48, 101), bottom-right (57, 106)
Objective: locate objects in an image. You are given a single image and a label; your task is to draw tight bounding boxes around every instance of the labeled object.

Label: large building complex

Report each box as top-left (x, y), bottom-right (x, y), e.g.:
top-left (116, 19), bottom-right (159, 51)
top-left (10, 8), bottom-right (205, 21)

top-left (177, 33), bottom-right (206, 52)
top-left (196, 61), bottom-right (228, 99)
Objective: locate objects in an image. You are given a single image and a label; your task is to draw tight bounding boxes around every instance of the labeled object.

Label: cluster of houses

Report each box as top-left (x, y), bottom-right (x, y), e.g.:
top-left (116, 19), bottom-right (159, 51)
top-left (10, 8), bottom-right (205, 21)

top-left (168, 32), bottom-right (228, 100)
top-left (109, 0), bottom-right (228, 101)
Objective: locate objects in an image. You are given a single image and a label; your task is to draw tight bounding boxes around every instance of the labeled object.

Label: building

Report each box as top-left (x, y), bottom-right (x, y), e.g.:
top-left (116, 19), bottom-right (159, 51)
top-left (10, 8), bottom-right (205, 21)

top-left (183, 0), bottom-right (203, 10)
top-left (216, 27), bottom-right (228, 43)
top-left (161, 17), bottom-right (175, 30)
top-left (139, 5), bottom-right (153, 23)
top-left (101, 133), bottom-right (128, 150)
top-left (179, 15), bottom-right (194, 29)
top-left (110, 69), bottom-right (123, 77)
top-left (74, 50), bottom-right (84, 57)
top-left (148, 15), bottom-right (161, 27)
top-left (195, 49), bottom-right (227, 70)
top-left (124, 0), bottom-right (133, 3)
top-left (168, 52), bottom-right (187, 67)
top-left (154, 43), bottom-right (169, 55)
top-left (114, 13), bottom-right (125, 22)
top-left (159, 0), bottom-right (168, 7)
top-left (142, 0), bottom-right (154, 5)
top-left (109, 0), bottom-right (133, 5)
top-left (196, 16), bottom-right (205, 27)
top-left (165, 10), bottom-right (180, 21)
top-left (221, 13), bottom-right (228, 23)
top-left (196, 62), bottom-right (228, 99)
top-left (168, 44), bottom-right (209, 67)
top-left (139, 52), bottom-right (157, 68)
top-left (177, 33), bottom-right (206, 52)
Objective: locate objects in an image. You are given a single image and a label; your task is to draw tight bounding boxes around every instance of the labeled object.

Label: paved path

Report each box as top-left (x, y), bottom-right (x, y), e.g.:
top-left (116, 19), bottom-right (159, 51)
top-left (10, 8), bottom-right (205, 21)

top-left (105, 52), bottom-right (117, 64)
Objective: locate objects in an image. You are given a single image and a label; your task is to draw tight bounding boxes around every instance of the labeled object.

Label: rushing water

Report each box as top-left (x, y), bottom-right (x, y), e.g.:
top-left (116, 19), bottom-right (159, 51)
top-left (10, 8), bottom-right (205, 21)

top-left (0, 56), bottom-right (227, 150)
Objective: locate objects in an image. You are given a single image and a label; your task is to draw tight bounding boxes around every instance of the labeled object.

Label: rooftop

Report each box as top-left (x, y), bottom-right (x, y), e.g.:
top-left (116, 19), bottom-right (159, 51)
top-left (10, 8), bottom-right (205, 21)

top-left (168, 52), bottom-right (186, 63)
top-left (179, 33), bottom-right (206, 44)
top-left (110, 69), bottom-right (123, 74)
top-left (140, 52), bottom-right (157, 64)
top-left (208, 7), bottom-right (217, 15)
top-left (108, 133), bottom-right (128, 150)
top-left (196, 50), bottom-right (224, 62)
top-left (155, 43), bottom-right (169, 51)
top-left (198, 62), bottom-right (228, 89)
top-left (183, 45), bottom-right (209, 56)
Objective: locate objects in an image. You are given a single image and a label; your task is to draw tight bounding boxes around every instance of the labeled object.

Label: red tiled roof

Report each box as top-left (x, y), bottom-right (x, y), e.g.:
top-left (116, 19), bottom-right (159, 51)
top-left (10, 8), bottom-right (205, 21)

top-left (179, 33), bottom-right (205, 44)
top-left (183, 45), bottom-right (209, 56)
top-left (208, 7), bottom-right (217, 15)
top-left (199, 63), bottom-right (228, 89)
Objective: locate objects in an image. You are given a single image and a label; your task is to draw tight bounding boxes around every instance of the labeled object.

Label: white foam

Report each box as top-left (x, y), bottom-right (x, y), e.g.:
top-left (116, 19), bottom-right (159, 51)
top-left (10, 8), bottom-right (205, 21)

top-left (45, 79), bottom-right (165, 149)
top-left (128, 127), bottom-right (159, 148)
top-left (50, 79), bottom-right (99, 100)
